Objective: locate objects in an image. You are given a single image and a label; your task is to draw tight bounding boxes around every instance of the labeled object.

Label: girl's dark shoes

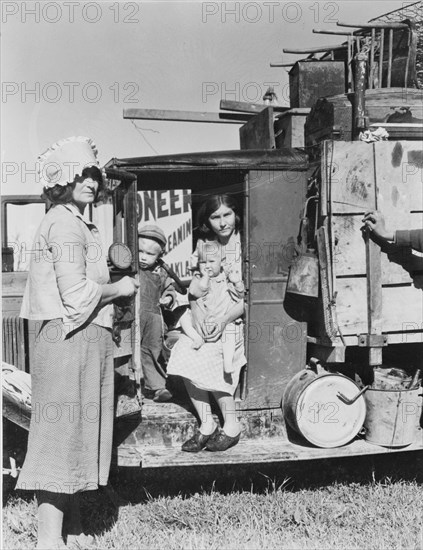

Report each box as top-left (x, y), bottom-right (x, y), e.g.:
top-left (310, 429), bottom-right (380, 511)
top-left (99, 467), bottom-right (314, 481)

top-left (182, 427), bottom-right (219, 452)
top-left (206, 430), bottom-right (240, 452)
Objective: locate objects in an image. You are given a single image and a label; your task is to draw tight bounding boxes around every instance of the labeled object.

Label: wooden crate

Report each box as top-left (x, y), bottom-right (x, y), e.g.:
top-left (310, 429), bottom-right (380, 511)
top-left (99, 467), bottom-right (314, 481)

top-left (305, 88), bottom-right (423, 147)
top-left (275, 109), bottom-right (310, 148)
top-left (319, 140), bottom-right (423, 347)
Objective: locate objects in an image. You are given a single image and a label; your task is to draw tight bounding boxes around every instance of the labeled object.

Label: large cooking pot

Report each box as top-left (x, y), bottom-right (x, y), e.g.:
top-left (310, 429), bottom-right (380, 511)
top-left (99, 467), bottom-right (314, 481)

top-left (282, 366), bottom-right (366, 448)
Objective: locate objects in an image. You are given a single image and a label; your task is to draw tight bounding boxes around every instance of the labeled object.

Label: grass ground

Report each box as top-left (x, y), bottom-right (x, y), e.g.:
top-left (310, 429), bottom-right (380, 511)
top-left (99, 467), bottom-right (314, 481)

top-left (3, 452), bottom-right (423, 549)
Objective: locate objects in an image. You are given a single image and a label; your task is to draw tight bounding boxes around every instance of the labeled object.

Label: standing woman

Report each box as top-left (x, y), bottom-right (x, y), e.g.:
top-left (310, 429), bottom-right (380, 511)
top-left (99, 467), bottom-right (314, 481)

top-left (16, 137), bottom-right (139, 549)
top-left (167, 194), bottom-right (246, 452)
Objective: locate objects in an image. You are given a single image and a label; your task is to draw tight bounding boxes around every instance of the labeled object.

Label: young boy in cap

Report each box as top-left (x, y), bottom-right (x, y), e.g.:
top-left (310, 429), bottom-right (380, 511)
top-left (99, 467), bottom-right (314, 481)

top-left (138, 224), bottom-right (176, 402)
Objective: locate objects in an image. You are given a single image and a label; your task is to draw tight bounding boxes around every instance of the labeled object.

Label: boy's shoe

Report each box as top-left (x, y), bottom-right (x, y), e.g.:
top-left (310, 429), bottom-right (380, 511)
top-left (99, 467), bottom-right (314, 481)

top-left (206, 430), bottom-right (240, 452)
top-left (153, 388), bottom-right (173, 402)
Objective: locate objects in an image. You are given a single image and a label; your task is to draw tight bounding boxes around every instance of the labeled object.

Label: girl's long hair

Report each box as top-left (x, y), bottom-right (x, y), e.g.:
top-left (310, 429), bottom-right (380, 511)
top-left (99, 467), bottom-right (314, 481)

top-left (197, 194), bottom-right (241, 236)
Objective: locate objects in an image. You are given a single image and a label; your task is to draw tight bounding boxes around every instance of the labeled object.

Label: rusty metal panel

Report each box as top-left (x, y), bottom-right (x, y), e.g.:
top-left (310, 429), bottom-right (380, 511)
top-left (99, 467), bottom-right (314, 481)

top-left (289, 61), bottom-right (345, 108)
top-left (244, 169), bottom-right (308, 408)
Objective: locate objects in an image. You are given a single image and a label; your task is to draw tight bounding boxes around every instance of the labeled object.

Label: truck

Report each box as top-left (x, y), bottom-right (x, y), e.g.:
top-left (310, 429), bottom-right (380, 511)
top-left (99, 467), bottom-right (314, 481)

top-left (3, 14), bottom-right (423, 475)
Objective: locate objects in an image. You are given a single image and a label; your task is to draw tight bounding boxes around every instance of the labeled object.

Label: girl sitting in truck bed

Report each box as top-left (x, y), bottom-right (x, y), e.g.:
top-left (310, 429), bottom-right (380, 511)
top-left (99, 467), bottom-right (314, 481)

top-left (167, 194), bottom-right (246, 453)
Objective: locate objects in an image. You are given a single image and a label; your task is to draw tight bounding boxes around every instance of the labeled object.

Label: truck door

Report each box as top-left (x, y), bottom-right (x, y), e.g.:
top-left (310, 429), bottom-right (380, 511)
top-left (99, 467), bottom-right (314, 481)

top-left (244, 169), bottom-right (308, 408)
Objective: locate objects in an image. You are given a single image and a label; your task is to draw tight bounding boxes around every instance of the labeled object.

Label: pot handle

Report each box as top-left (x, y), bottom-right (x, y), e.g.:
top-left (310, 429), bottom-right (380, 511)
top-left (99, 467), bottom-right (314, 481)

top-left (337, 385), bottom-right (369, 405)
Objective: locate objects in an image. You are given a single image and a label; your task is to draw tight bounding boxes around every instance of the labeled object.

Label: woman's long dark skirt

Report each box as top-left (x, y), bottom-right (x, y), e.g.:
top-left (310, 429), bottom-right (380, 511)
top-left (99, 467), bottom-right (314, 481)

top-left (16, 320), bottom-right (114, 494)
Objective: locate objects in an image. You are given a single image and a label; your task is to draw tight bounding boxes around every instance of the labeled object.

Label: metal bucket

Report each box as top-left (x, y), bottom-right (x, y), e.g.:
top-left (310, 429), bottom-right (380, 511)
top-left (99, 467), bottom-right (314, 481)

top-left (363, 387), bottom-right (422, 447)
top-left (286, 250), bottom-right (319, 298)
top-left (282, 369), bottom-right (366, 448)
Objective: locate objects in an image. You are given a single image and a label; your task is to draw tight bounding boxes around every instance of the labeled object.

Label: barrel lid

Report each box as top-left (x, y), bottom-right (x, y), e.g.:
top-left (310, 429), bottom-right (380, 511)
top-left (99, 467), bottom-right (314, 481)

top-left (296, 374), bottom-right (366, 448)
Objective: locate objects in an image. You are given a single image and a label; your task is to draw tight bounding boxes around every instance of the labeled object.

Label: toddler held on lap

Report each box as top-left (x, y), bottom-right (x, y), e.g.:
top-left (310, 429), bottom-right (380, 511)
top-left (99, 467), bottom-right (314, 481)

top-left (181, 241), bottom-right (244, 373)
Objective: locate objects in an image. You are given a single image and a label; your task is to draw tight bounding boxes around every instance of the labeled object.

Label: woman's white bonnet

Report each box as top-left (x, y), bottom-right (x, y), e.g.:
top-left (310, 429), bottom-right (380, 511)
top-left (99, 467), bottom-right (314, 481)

top-left (37, 136), bottom-right (104, 189)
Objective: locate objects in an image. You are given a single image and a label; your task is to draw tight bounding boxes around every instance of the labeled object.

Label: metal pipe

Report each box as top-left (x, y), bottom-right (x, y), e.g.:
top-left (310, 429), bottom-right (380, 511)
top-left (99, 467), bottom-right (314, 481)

top-left (387, 29), bottom-right (393, 87)
top-left (378, 29), bottom-right (385, 88)
top-left (404, 26), bottom-right (411, 87)
top-left (337, 21), bottom-right (408, 29)
top-left (369, 28), bottom-right (375, 89)
top-left (283, 44), bottom-right (348, 54)
top-left (313, 29), bottom-right (354, 35)
top-left (348, 36), bottom-right (353, 92)
top-left (353, 51), bottom-right (368, 138)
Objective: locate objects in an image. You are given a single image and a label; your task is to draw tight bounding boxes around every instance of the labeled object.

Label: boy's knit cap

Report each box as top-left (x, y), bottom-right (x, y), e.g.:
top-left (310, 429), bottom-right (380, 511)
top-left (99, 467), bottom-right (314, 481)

top-left (138, 224), bottom-right (167, 247)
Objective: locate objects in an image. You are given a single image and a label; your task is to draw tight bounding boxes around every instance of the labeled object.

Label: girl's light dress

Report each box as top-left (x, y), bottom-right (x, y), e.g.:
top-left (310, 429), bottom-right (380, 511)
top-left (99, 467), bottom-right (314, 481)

top-left (167, 232), bottom-right (246, 395)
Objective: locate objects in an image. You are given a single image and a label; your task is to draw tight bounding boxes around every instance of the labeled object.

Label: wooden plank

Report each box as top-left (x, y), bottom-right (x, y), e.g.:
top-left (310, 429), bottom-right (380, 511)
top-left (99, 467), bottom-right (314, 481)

top-left (331, 213), bottom-right (423, 283)
top-left (335, 280), bottom-right (423, 335)
top-left (117, 430), bottom-right (423, 468)
top-left (385, 332), bottom-right (423, 345)
top-left (239, 107), bottom-right (275, 150)
top-left (283, 44), bottom-right (348, 54)
top-left (320, 141), bottom-right (331, 218)
top-left (123, 108), bottom-right (249, 124)
top-left (326, 141), bottom-right (376, 214)
top-left (277, 108), bottom-right (311, 117)
top-left (370, 124), bottom-right (423, 140)
top-left (339, 332), bottom-right (423, 346)
top-left (220, 100), bottom-right (288, 114)
top-left (365, 231), bottom-right (383, 365)
top-left (364, 87), bottom-right (423, 112)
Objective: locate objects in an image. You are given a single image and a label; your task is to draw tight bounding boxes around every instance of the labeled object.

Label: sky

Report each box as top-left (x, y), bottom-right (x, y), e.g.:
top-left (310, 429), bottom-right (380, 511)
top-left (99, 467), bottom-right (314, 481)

top-left (1, 0), bottom-right (411, 196)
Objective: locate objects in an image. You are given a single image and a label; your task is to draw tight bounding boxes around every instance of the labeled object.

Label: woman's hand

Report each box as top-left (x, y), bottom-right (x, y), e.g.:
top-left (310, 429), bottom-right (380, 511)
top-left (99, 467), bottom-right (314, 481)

top-left (116, 276), bottom-right (140, 298)
top-left (362, 211), bottom-right (394, 241)
top-left (100, 276), bottom-right (139, 307)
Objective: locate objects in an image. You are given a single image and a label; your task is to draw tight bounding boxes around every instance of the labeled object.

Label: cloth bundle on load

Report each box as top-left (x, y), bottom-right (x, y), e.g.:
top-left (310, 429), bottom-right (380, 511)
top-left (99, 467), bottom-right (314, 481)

top-left (2, 362), bottom-right (31, 431)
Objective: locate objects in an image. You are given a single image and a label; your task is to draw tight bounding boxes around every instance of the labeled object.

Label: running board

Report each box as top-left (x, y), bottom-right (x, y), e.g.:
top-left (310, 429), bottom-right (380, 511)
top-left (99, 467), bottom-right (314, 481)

top-left (116, 429), bottom-right (423, 468)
